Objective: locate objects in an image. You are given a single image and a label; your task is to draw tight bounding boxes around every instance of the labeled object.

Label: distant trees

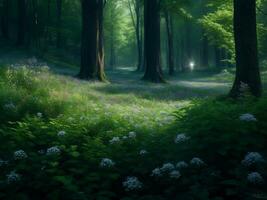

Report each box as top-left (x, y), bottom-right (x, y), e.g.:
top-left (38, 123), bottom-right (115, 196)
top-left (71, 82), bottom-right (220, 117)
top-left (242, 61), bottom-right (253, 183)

top-left (230, 0), bottom-right (262, 97)
top-left (79, 0), bottom-right (106, 81)
top-left (128, 0), bottom-right (143, 71)
top-left (143, 0), bottom-right (164, 83)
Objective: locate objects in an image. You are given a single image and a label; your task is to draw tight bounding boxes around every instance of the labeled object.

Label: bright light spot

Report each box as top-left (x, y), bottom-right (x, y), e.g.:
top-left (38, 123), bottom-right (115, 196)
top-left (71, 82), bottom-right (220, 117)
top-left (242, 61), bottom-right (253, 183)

top-left (189, 61), bottom-right (195, 71)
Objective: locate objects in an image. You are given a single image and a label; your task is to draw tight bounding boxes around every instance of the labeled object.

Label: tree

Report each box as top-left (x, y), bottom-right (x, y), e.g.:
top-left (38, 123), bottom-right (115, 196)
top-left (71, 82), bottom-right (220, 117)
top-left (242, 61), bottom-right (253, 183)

top-left (143, 0), bottom-right (164, 83)
top-left (17, 0), bottom-right (27, 46)
top-left (79, 0), bottom-right (106, 81)
top-left (56, 0), bottom-right (63, 48)
top-left (230, 0), bottom-right (262, 97)
top-left (97, 0), bottom-right (107, 81)
top-left (128, 0), bottom-right (143, 71)
top-left (1, 0), bottom-right (9, 39)
top-left (164, 10), bottom-right (175, 75)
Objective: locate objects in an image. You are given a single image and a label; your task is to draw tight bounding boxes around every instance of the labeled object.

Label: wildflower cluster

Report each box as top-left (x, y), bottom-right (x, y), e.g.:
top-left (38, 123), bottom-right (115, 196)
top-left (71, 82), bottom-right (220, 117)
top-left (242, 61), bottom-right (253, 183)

top-left (100, 158), bottom-right (115, 168)
top-left (14, 150), bottom-right (28, 160)
top-left (239, 113), bottom-right (257, 122)
top-left (242, 152), bottom-right (265, 167)
top-left (46, 146), bottom-right (61, 156)
top-left (174, 133), bottom-right (190, 144)
top-left (6, 171), bottom-right (20, 184)
top-left (122, 177), bottom-right (143, 191)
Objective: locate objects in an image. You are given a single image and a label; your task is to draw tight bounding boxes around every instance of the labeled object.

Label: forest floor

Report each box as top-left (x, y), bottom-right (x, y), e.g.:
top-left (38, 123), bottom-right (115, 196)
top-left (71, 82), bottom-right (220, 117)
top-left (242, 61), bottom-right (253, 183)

top-left (1, 48), bottom-right (267, 199)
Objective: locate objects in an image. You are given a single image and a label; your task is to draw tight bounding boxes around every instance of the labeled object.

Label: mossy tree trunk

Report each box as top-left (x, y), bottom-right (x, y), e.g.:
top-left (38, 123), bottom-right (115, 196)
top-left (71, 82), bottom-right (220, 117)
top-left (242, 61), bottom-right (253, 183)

top-left (230, 0), bottom-right (262, 97)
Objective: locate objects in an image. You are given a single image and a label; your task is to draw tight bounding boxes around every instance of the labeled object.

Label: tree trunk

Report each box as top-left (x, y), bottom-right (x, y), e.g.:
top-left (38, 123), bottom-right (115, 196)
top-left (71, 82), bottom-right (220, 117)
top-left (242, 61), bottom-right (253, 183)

top-left (97, 0), bottom-right (107, 81)
top-left (109, 9), bottom-right (115, 70)
top-left (143, 0), bottom-right (164, 83)
top-left (164, 10), bottom-right (174, 75)
top-left (135, 0), bottom-right (142, 71)
top-left (17, 0), bottom-right (27, 46)
top-left (56, 0), bottom-right (62, 48)
top-left (79, 0), bottom-right (98, 79)
top-left (1, 0), bottom-right (9, 39)
top-left (230, 0), bottom-right (261, 97)
top-left (79, 0), bottom-right (106, 81)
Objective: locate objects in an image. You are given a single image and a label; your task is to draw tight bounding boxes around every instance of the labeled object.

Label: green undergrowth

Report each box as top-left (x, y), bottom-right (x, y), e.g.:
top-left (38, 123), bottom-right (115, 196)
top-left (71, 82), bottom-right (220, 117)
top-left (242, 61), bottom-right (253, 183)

top-left (0, 66), bottom-right (266, 200)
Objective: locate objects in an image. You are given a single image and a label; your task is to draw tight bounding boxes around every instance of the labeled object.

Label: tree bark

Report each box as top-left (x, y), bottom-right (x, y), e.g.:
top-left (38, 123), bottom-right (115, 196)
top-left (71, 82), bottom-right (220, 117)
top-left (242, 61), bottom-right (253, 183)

top-left (143, 0), bottom-right (164, 83)
top-left (1, 0), bottom-right (9, 39)
top-left (97, 0), bottom-right (107, 81)
top-left (230, 0), bottom-right (262, 97)
top-left (79, 0), bottom-right (106, 81)
top-left (164, 10), bottom-right (175, 75)
top-left (79, 0), bottom-right (98, 79)
top-left (17, 0), bottom-right (27, 46)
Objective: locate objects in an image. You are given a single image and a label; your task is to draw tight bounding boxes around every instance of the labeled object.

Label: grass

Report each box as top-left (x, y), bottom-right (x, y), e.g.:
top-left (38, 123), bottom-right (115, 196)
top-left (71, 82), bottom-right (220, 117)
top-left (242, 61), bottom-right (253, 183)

top-left (0, 52), bottom-right (267, 199)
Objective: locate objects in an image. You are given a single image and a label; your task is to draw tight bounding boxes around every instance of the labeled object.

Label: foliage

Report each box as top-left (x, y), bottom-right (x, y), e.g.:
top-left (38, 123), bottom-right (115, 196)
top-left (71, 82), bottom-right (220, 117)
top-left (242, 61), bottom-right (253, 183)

top-left (0, 66), bottom-right (266, 199)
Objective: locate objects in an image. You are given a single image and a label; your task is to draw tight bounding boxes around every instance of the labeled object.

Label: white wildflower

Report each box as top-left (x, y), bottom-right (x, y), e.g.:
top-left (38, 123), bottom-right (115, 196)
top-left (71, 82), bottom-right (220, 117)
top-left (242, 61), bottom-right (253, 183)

top-left (174, 133), bottom-right (190, 144)
top-left (190, 157), bottom-right (206, 167)
top-left (57, 130), bottom-right (66, 137)
top-left (109, 137), bottom-right (120, 144)
top-left (239, 113), bottom-right (257, 122)
top-left (128, 131), bottom-right (137, 139)
top-left (0, 159), bottom-right (8, 167)
top-left (46, 146), bottom-right (61, 156)
top-left (161, 163), bottom-right (175, 172)
top-left (37, 112), bottom-right (43, 118)
top-left (242, 152), bottom-right (265, 167)
top-left (100, 158), bottom-right (115, 168)
top-left (122, 136), bottom-right (128, 140)
top-left (3, 102), bottom-right (16, 110)
top-left (247, 172), bottom-right (265, 185)
top-left (169, 170), bottom-right (181, 179)
top-left (151, 168), bottom-right (162, 177)
top-left (139, 150), bottom-right (148, 156)
top-left (176, 161), bottom-right (189, 169)
top-left (122, 176), bottom-right (143, 191)
top-left (7, 171), bottom-right (20, 184)
top-left (14, 150), bottom-right (28, 160)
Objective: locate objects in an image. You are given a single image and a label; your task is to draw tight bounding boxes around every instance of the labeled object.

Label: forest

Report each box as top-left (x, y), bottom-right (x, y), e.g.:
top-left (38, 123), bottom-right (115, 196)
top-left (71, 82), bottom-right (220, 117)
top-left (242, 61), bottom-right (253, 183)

top-left (0, 0), bottom-right (267, 199)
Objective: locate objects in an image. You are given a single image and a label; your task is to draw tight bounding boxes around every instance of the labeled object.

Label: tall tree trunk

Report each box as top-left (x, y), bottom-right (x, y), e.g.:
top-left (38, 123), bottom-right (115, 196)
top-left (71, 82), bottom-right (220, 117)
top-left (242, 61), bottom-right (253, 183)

top-left (164, 10), bottom-right (174, 75)
top-left (1, 0), bottom-right (9, 39)
top-left (56, 0), bottom-right (62, 48)
top-left (79, 0), bottom-right (106, 81)
top-left (109, 8), bottom-right (115, 70)
top-left (135, 0), bottom-right (142, 71)
top-left (230, 0), bottom-right (261, 97)
top-left (79, 0), bottom-right (98, 79)
top-left (97, 0), bottom-right (107, 81)
top-left (143, 0), bottom-right (164, 83)
top-left (17, 0), bottom-right (27, 46)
